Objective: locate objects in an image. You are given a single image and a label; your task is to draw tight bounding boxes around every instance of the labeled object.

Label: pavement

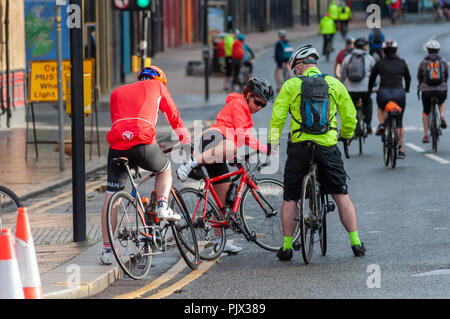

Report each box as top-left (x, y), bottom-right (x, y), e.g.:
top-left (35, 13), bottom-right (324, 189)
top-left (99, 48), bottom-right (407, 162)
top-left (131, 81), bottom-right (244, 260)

top-left (0, 12), bottom-right (436, 299)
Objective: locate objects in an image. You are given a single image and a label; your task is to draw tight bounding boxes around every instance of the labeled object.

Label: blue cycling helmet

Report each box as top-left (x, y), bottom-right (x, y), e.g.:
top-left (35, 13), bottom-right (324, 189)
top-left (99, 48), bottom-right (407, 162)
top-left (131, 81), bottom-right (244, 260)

top-left (237, 34), bottom-right (245, 41)
top-left (138, 66), bottom-right (167, 86)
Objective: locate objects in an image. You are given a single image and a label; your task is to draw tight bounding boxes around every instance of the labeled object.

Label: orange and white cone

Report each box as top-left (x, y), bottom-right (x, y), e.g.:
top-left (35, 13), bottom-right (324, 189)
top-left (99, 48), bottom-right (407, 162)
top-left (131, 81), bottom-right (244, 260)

top-left (0, 228), bottom-right (24, 299)
top-left (15, 207), bottom-right (43, 299)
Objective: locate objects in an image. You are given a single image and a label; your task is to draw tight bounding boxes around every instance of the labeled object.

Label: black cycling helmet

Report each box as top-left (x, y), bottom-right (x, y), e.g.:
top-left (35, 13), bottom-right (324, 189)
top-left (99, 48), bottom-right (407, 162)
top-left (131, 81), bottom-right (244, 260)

top-left (354, 37), bottom-right (368, 49)
top-left (248, 77), bottom-right (275, 103)
top-left (382, 40), bottom-right (398, 55)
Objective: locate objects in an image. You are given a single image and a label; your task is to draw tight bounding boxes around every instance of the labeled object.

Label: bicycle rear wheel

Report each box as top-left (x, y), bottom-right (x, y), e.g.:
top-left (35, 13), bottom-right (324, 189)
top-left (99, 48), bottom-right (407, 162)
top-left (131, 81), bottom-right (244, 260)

top-left (0, 186), bottom-right (22, 228)
top-left (240, 178), bottom-right (285, 252)
top-left (430, 106), bottom-right (439, 152)
top-left (178, 188), bottom-right (226, 260)
top-left (299, 174), bottom-right (315, 264)
top-left (169, 188), bottom-right (199, 270)
top-left (383, 119), bottom-right (391, 167)
top-left (390, 118), bottom-right (398, 168)
top-left (106, 191), bottom-right (152, 280)
top-left (356, 108), bottom-right (364, 155)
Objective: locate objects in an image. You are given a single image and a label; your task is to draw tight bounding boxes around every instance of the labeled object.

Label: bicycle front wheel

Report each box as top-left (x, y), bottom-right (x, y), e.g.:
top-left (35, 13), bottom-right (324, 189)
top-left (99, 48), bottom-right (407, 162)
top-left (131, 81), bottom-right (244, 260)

top-left (178, 188), bottom-right (226, 260)
top-left (106, 191), bottom-right (152, 280)
top-left (0, 186), bottom-right (22, 228)
top-left (299, 174), bottom-right (315, 264)
top-left (240, 178), bottom-right (285, 252)
top-left (169, 188), bottom-right (199, 270)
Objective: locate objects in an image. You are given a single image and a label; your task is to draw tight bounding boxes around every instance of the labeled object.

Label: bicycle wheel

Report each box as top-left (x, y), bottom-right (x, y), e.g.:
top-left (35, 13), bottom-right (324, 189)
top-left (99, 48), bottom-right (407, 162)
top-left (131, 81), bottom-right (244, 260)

top-left (357, 108), bottom-right (364, 155)
top-left (240, 178), bottom-right (285, 252)
top-left (169, 188), bottom-right (199, 270)
top-left (383, 120), bottom-right (391, 167)
top-left (0, 186), bottom-right (22, 228)
top-left (430, 106), bottom-right (439, 152)
top-left (390, 118), bottom-right (398, 168)
top-left (318, 195), bottom-right (327, 256)
top-left (178, 188), bottom-right (226, 260)
top-left (299, 174), bottom-right (315, 264)
top-left (106, 191), bottom-right (152, 280)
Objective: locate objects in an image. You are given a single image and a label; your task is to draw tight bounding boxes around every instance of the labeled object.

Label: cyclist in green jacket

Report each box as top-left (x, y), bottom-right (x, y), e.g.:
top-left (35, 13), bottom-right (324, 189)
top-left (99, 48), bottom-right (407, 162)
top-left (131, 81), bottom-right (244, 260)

top-left (328, 0), bottom-right (339, 22)
top-left (269, 44), bottom-right (366, 261)
top-left (319, 13), bottom-right (336, 55)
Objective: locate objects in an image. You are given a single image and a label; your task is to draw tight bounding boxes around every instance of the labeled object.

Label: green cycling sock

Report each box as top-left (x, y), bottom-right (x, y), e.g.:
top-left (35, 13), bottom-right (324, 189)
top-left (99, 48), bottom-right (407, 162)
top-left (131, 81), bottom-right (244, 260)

top-left (349, 231), bottom-right (361, 246)
top-left (283, 236), bottom-right (293, 251)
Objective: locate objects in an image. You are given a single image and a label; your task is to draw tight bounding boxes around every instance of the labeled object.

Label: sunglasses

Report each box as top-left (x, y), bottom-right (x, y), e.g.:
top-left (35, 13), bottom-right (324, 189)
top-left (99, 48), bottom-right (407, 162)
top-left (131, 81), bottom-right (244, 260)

top-left (252, 95), bottom-right (267, 108)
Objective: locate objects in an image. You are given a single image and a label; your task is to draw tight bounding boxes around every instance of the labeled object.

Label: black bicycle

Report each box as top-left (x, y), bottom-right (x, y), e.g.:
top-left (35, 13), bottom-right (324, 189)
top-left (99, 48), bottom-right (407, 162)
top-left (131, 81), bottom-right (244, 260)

top-left (0, 186), bottom-right (23, 229)
top-left (292, 139), bottom-right (349, 264)
top-left (382, 102), bottom-right (402, 168)
top-left (106, 144), bottom-right (199, 280)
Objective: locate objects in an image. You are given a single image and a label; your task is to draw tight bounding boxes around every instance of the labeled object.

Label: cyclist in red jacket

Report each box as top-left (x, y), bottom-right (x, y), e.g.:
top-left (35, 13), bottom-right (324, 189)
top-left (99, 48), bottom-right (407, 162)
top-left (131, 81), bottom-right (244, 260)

top-left (99, 66), bottom-right (191, 265)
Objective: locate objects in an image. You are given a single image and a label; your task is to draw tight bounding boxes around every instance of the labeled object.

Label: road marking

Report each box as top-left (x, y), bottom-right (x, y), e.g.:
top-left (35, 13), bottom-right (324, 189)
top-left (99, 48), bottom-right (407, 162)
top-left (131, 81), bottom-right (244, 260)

top-left (145, 258), bottom-right (220, 299)
top-left (364, 212), bottom-right (377, 214)
top-left (113, 258), bottom-right (187, 299)
top-left (433, 227), bottom-right (448, 230)
top-left (412, 269), bottom-right (450, 277)
top-left (405, 143), bottom-right (425, 153)
top-left (424, 153), bottom-right (450, 164)
top-left (367, 230), bottom-right (381, 234)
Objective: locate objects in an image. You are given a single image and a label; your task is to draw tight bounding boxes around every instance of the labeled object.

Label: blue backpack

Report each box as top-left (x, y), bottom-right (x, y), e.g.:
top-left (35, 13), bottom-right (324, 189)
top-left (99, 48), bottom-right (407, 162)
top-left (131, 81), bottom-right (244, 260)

top-left (280, 41), bottom-right (294, 61)
top-left (291, 74), bottom-right (337, 135)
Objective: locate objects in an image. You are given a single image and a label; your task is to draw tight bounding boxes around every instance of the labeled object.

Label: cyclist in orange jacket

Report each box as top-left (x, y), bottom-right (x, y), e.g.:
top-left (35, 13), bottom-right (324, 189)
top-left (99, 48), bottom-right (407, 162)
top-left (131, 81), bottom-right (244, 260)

top-left (176, 77), bottom-right (275, 254)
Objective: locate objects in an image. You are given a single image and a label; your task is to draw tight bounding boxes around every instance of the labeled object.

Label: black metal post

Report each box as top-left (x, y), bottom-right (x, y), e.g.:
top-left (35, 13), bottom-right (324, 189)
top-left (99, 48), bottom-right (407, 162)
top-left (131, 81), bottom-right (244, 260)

top-left (203, 0), bottom-right (209, 101)
top-left (5, 0), bottom-right (11, 127)
top-left (70, 0), bottom-right (86, 242)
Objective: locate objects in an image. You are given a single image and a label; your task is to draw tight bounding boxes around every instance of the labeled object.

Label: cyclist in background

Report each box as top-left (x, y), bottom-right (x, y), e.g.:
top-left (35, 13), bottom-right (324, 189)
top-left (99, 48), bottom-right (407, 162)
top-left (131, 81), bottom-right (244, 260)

top-left (176, 78), bottom-right (275, 254)
top-left (231, 32), bottom-right (245, 92)
top-left (334, 37), bottom-right (354, 78)
top-left (328, 0), bottom-right (340, 23)
top-left (239, 34), bottom-right (256, 85)
top-left (417, 39), bottom-right (449, 143)
top-left (368, 40), bottom-right (411, 159)
top-left (368, 28), bottom-right (385, 60)
top-left (340, 37), bottom-right (376, 134)
top-left (99, 66), bottom-right (192, 265)
top-left (269, 44), bottom-right (365, 261)
top-left (319, 13), bottom-right (337, 56)
top-left (338, 1), bottom-right (352, 39)
top-left (223, 31), bottom-right (235, 91)
top-left (275, 30), bottom-right (294, 92)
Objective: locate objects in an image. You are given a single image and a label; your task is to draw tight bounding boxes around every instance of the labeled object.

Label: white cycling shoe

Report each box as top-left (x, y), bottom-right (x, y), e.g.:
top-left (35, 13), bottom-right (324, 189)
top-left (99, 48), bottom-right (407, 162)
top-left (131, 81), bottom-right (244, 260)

top-left (98, 250), bottom-right (112, 265)
top-left (156, 201), bottom-right (181, 222)
top-left (213, 241), bottom-right (242, 255)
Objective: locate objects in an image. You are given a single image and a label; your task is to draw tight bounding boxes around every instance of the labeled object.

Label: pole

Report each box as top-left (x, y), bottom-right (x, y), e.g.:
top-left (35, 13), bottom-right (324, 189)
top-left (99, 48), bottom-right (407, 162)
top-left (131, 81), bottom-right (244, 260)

top-left (56, 3), bottom-right (65, 171)
top-left (317, 0), bottom-right (321, 24)
top-left (70, 0), bottom-right (86, 242)
top-left (141, 11), bottom-right (149, 68)
top-left (5, 0), bottom-right (11, 127)
top-left (203, 0), bottom-right (209, 101)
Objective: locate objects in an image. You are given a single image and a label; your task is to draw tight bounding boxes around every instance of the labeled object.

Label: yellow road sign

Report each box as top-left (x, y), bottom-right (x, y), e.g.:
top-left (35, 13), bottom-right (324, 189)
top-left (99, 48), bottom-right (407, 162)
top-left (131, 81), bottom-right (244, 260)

top-left (28, 59), bottom-right (95, 103)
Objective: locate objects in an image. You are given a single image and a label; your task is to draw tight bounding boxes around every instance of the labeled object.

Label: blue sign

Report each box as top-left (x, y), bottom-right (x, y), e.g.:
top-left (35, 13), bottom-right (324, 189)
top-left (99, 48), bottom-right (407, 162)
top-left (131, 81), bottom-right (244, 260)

top-left (25, 0), bottom-right (71, 70)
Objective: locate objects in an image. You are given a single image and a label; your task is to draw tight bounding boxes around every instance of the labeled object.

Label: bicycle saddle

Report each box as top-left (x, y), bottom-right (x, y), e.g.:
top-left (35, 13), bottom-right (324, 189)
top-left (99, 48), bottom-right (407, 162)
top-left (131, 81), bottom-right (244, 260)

top-left (385, 101), bottom-right (402, 114)
top-left (112, 157), bottom-right (129, 167)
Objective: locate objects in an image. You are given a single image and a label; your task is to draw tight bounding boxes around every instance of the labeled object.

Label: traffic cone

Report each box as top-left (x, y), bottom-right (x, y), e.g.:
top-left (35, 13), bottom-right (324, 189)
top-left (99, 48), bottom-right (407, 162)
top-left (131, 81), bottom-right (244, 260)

top-left (0, 228), bottom-right (24, 299)
top-left (15, 207), bottom-right (43, 299)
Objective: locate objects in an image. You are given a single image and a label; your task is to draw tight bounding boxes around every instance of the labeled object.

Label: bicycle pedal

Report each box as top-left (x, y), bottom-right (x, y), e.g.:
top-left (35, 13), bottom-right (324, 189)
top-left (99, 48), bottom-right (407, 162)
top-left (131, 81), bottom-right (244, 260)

top-left (293, 241), bottom-right (301, 251)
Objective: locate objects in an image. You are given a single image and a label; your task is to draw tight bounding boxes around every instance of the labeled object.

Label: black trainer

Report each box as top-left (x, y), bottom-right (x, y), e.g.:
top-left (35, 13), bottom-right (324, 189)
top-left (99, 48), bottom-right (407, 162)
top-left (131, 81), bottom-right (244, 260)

top-left (276, 247), bottom-right (293, 261)
top-left (351, 242), bottom-right (366, 257)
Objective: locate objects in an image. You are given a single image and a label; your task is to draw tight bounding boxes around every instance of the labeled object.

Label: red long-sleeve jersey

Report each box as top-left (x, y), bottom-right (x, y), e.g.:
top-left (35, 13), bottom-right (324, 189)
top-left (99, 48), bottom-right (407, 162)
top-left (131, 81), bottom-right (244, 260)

top-left (107, 80), bottom-right (190, 150)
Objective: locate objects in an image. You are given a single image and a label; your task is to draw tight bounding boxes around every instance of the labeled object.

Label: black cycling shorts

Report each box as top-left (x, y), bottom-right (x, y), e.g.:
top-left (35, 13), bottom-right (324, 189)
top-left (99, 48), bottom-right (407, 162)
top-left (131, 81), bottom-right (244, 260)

top-left (106, 143), bottom-right (169, 192)
top-left (283, 142), bottom-right (348, 201)
top-left (421, 91), bottom-right (447, 115)
top-left (377, 88), bottom-right (406, 128)
top-left (201, 130), bottom-right (231, 184)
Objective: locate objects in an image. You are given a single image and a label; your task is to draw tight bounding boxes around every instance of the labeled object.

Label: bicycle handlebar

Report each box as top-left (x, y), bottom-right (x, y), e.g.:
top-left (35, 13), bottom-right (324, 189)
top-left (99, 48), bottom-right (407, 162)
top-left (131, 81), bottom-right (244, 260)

top-left (338, 137), bottom-right (350, 159)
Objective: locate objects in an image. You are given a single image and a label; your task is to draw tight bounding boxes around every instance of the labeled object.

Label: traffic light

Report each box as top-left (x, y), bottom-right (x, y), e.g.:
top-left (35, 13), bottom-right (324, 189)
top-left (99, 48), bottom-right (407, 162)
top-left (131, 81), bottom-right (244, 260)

top-left (112, 0), bottom-right (152, 11)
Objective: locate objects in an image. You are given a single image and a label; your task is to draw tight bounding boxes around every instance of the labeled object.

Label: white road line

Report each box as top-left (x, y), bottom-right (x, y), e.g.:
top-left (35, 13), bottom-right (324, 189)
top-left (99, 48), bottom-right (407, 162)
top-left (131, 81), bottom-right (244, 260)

top-left (412, 269), bottom-right (450, 277)
top-left (405, 143), bottom-right (425, 153)
top-left (424, 153), bottom-right (450, 164)
top-left (367, 230), bottom-right (381, 234)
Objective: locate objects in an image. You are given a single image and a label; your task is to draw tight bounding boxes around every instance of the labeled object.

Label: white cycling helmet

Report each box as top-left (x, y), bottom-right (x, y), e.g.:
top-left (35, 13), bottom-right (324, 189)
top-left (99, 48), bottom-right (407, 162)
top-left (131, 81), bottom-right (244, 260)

top-left (288, 44), bottom-right (320, 69)
top-left (426, 39), bottom-right (440, 50)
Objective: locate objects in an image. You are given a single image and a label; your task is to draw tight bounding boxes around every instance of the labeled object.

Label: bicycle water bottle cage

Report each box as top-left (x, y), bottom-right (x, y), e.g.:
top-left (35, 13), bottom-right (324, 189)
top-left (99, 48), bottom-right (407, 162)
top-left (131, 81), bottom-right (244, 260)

top-left (385, 101), bottom-right (402, 114)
